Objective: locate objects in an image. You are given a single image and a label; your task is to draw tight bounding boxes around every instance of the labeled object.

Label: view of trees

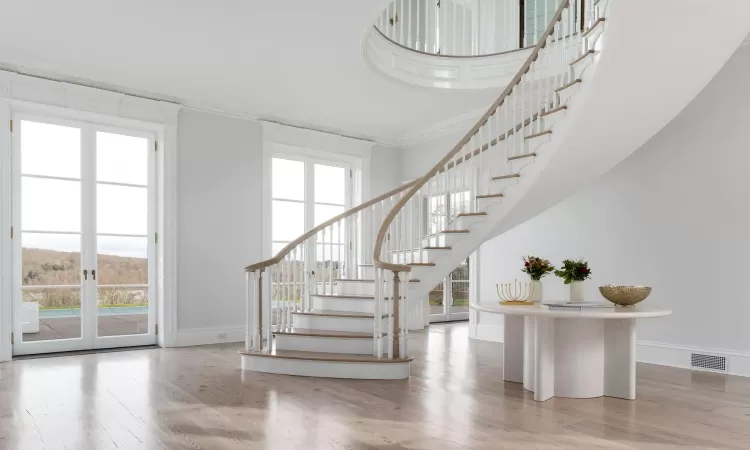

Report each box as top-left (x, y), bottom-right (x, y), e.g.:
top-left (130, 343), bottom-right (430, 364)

top-left (22, 248), bottom-right (147, 309)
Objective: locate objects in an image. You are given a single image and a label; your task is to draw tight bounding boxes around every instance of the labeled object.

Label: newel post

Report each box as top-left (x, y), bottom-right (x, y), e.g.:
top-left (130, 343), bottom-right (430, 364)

top-left (392, 270), bottom-right (401, 358)
top-left (257, 268), bottom-right (264, 352)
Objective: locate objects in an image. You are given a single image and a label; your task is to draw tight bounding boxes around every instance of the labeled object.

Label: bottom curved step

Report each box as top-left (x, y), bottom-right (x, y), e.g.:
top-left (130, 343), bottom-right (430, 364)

top-left (239, 349), bottom-right (412, 379)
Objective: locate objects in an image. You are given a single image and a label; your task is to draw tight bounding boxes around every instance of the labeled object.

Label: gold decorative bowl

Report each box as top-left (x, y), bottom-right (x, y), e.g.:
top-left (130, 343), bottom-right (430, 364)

top-left (599, 285), bottom-right (652, 307)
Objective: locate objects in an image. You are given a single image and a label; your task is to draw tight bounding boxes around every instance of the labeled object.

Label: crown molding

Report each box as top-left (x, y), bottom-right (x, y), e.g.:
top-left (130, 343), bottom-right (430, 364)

top-left (0, 60), bottom-right (484, 149)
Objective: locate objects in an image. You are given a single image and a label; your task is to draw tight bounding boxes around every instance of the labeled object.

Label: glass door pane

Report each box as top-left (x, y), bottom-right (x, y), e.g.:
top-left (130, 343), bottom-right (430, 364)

top-left (429, 280), bottom-right (446, 318)
top-left (18, 120), bottom-right (83, 343)
top-left (95, 131), bottom-right (150, 337)
top-left (449, 258), bottom-right (470, 318)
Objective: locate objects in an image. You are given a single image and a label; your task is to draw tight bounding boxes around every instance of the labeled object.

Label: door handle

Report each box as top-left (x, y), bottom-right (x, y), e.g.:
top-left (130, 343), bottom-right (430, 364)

top-left (83, 269), bottom-right (88, 280)
top-left (91, 270), bottom-right (96, 281)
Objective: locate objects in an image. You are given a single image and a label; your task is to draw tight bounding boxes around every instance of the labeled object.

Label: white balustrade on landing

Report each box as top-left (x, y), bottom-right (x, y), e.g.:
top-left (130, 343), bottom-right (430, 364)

top-left (372, 0), bottom-right (606, 359)
top-left (374, 0), bottom-right (598, 57)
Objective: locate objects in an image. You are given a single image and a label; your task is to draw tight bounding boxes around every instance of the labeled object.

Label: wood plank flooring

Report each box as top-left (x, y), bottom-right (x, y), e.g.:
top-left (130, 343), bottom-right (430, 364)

top-left (2, 323), bottom-right (750, 449)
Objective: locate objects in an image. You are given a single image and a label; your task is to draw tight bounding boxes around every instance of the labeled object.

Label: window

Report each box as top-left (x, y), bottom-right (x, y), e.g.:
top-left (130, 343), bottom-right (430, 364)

top-left (430, 258), bottom-right (470, 322)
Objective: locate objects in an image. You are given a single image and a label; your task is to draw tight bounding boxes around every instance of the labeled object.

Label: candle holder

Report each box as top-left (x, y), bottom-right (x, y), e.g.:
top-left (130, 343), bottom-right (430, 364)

top-left (497, 279), bottom-right (535, 306)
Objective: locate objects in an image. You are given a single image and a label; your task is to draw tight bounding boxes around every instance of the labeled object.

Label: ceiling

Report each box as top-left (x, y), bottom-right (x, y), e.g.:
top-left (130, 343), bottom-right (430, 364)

top-left (0, 0), bottom-right (496, 143)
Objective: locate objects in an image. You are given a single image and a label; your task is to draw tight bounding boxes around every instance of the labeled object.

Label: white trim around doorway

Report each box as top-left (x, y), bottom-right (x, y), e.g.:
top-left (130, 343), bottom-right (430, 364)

top-left (0, 74), bottom-right (180, 360)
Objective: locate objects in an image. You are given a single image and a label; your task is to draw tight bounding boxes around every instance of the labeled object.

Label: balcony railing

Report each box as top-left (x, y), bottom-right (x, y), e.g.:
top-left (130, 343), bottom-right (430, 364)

top-left (374, 0), bottom-right (586, 57)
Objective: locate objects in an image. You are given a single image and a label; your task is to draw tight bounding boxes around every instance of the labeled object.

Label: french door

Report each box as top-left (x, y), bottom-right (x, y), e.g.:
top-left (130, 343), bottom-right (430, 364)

top-left (11, 114), bottom-right (156, 356)
top-left (429, 258), bottom-right (471, 323)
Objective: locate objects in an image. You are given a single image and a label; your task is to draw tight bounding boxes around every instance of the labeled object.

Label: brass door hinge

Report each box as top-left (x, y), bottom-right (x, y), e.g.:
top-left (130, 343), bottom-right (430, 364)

top-left (10, 226), bottom-right (13, 239)
top-left (9, 120), bottom-right (13, 133)
top-left (155, 324), bottom-right (159, 336)
top-left (154, 232), bottom-right (158, 244)
top-left (154, 141), bottom-right (158, 152)
top-left (10, 332), bottom-right (14, 345)
top-left (349, 169), bottom-right (352, 178)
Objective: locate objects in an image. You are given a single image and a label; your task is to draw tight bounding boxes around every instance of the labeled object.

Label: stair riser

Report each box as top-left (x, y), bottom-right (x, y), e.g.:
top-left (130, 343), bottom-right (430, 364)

top-left (557, 82), bottom-right (581, 106)
top-left (389, 249), bottom-right (446, 264)
top-left (274, 334), bottom-right (376, 355)
top-left (313, 296), bottom-right (381, 314)
top-left (542, 110), bottom-right (567, 129)
top-left (334, 280), bottom-right (374, 295)
top-left (450, 215), bottom-right (487, 231)
top-left (241, 354), bottom-right (409, 379)
top-left (572, 55), bottom-right (595, 79)
top-left (509, 157), bottom-right (536, 175)
top-left (491, 177), bottom-right (521, 192)
top-left (293, 314), bottom-right (387, 333)
top-left (420, 234), bottom-right (467, 249)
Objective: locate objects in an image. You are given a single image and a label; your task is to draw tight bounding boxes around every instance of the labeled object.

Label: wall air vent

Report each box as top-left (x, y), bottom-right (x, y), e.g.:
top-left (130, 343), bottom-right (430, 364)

top-left (690, 353), bottom-right (727, 372)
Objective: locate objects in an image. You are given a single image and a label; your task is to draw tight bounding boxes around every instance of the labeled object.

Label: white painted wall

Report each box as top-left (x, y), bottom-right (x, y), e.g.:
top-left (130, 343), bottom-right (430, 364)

top-left (176, 110), bottom-right (263, 338)
top-left (175, 111), bottom-right (403, 345)
top-left (371, 144), bottom-right (403, 196)
top-left (478, 44), bottom-right (750, 356)
top-left (400, 129), bottom-right (467, 181)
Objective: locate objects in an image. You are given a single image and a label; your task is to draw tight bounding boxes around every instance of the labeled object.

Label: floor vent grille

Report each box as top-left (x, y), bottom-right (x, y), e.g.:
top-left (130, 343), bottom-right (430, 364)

top-left (690, 353), bottom-right (727, 372)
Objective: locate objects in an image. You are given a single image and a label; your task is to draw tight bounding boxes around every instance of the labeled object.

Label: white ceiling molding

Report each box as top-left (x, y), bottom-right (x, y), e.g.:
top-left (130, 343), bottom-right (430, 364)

top-left (261, 120), bottom-right (375, 158)
top-left (362, 27), bottom-right (532, 91)
top-left (0, 69), bottom-right (180, 126)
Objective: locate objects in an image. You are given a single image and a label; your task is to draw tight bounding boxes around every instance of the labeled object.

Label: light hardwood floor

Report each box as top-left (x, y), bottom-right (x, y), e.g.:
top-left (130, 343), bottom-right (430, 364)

top-left (2, 323), bottom-right (750, 449)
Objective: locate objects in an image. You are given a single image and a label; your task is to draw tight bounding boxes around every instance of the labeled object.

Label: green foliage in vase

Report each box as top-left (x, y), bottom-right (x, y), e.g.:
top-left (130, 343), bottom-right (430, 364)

top-left (521, 256), bottom-right (555, 281)
top-left (554, 259), bottom-right (591, 284)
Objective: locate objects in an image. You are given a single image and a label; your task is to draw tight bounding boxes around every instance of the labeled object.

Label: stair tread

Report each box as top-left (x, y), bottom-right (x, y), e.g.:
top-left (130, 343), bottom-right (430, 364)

top-left (239, 349), bottom-right (412, 363)
top-left (476, 193), bottom-right (504, 199)
top-left (525, 130), bottom-right (552, 139)
top-left (508, 152), bottom-right (537, 161)
top-left (274, 328), bottom-right (377, 338)
top-left (408, 262), bottom-right (436, 266)
top-left (569, 49), bottom-right (596, 66)
top-left (456, 212), bottom-right (487, 217)
top-left (582, 18), bottom-right (605, 37)
top-left (424, 246), bottom-right (452, 250)
top-left (554, 78), bottom-right (582, 93)
top-left (492, 173), bottom-right (521, 181)
top-left (292, 309), bottom-right (387, 319)
top-left (311, 293), bottom-right (374, 299)
top-left (442, 229), bottom-right (470, 234)
top-left (540, 105), bottom-right (567, 117)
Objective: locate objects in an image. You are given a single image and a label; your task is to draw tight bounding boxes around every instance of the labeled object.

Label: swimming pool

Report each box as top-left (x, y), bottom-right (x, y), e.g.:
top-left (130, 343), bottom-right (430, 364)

top-left (39, 306), bottom-right (148, 318)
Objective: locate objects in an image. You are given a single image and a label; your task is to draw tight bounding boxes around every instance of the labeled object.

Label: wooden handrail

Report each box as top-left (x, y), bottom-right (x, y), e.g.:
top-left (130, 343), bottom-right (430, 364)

top-left (245, 180), bottom-right (419, 272)
top-left (372, 0), bottom-right (571, 273)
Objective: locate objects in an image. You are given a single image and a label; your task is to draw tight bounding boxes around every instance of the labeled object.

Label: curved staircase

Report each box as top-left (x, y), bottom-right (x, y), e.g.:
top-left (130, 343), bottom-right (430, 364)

top-left (241, 0), bottom-right (750, 379)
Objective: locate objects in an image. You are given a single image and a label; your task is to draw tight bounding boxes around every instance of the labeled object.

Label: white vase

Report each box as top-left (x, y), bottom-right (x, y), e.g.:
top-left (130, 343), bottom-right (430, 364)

top-left (530, 280), bottom-right (543, 303)
top-left (569, 281), bottom-right (585, 302)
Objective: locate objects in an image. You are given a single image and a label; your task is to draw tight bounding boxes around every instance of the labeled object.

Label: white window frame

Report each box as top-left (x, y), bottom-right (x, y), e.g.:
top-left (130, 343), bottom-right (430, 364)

top-left (268, 145), bottom-right (354, 254)
top-left (9, 110), bottom-right (157, 355)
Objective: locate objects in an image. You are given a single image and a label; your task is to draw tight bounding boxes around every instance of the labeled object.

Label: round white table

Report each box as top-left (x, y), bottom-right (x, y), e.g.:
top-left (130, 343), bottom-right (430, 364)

top-left (471, 303), bottom-right (672, 402)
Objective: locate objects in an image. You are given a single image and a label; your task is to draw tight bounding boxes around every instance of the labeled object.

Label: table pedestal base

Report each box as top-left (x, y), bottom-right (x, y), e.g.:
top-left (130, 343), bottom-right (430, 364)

top-left (504, 315), bottom-right (636, 401)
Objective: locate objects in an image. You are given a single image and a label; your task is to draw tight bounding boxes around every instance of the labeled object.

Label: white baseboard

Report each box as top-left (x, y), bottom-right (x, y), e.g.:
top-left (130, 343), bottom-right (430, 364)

top-left (637, 341), bottom-right (750, 378)
top-left (172, 325), bottom-right (245, 347)
top-left (468, 320), bottom-right (750, 378)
